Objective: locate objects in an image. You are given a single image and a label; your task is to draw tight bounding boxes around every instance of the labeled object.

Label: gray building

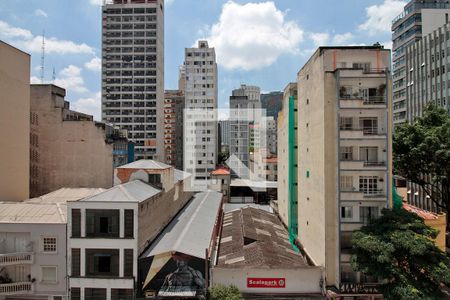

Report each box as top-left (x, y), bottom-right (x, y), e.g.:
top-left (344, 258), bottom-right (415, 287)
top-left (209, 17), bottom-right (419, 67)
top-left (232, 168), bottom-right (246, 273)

top-left (101, 0), bottom-right (165, 161)
top-left (260, 91), bottom-right (283, 121)
top-left (183, 41), bottom-right (218, 183)
top-left (229, 85), bottom-right (261, 178)
top-left (391, 0), bottom-right (450, 124)
top-left (219, 120), bottom-right (231, 148)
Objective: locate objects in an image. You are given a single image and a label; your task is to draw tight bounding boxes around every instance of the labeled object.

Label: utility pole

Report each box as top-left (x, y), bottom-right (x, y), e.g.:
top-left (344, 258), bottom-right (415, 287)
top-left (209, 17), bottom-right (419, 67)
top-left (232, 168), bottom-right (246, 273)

top-left (40, 30), bottom-right (45, 83)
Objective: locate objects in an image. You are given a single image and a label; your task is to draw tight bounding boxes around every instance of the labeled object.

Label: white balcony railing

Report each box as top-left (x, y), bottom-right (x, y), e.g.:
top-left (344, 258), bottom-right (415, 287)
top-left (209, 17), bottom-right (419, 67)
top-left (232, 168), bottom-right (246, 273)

top-left (0, 252), bottom-right (34, 266)
top-left (0, 282), bottom-right (32, 295)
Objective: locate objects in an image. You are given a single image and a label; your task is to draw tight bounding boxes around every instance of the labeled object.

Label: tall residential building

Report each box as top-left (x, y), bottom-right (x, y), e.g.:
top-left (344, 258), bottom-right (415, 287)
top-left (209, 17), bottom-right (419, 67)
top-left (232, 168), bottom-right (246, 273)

top-left (30, 85), bottom-right (113, 198)
top-left (296, 46), bottom-right (392, 296)
top-left (391, 0), bottom-right (450, 124)
top-left (101, 0), bottom-right (164, 161)
top-left (403, 22), bottom-right (450, 211)
top-left (229, 85), bottom-right (261, 178)
top-left (183, 41), bottom-right (218, 183)
top-left (219, 119), bottom-right (231, 149)
top-left (0, 41), bottom-right (30, 201)
top-left (164, 89), bottom-right (184, 170)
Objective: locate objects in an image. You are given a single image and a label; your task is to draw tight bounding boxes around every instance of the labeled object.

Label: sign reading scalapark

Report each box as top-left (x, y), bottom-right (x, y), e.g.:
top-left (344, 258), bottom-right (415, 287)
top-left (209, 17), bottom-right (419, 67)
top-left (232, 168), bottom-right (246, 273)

top-left (247, 278), bottom-right (286, 288)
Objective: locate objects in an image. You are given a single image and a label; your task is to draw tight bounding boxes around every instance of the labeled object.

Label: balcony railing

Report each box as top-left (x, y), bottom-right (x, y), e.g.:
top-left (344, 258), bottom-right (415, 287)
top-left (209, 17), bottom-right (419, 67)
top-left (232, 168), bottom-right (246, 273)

top-left (0, 252), bottom-right (34, 266)
top-left (364, 161), bottom-right (386, 167)
top-left (0, 282), bottom-right (32, 295)
top-left (340, 95), bottom-right (386, 105)
top-left (339, 126), bottom-right (384, 136)
top-left (363, 190), bottom-right (386, 197)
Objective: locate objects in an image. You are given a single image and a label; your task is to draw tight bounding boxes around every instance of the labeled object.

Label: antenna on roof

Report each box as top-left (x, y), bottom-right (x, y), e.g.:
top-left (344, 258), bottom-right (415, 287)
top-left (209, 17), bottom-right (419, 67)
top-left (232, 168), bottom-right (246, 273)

top-left (40, 30), bottom-right (45, 84)
top-left (52, 67), bottom-right (56, 83)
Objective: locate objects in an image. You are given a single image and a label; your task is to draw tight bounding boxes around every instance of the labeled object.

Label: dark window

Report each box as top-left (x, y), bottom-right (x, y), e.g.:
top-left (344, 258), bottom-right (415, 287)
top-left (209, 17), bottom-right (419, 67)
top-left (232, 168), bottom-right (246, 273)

top-left (71, 248), bottom-right (80, 276)
top-left (86, 210), bottom-right (120, 238)
top-left (71, 288), bottom-right (81, 300)
top-left (85, 288), bottom-right (107, 300)
top-left (72, 209), bottom-right (81, 237)
top-left (124, 249), bottom-right (133, 277)
top-left (148, 174), bottom-right (162, 188)
top-left (124, 210), bottom-right (134, 238)
top-left (111, 289), bottom-right (134, 300)
top-left (85, 249), bottom-right (119, 277)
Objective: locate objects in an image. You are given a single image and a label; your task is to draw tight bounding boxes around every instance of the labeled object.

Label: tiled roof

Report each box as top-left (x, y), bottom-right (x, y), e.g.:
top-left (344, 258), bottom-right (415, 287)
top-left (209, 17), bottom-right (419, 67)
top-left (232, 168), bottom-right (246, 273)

top-left (211, 167), bottom-right (230, 175)
top-left (403, 202), bottom-right (440, 220)
top-left (217, 207), bottom-right (308, 268)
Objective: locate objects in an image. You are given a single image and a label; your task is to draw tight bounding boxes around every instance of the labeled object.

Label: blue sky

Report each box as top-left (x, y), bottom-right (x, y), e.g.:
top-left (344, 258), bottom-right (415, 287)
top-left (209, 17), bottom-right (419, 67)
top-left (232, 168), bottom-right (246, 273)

top-left (0, 0), bottom-right (405, 120)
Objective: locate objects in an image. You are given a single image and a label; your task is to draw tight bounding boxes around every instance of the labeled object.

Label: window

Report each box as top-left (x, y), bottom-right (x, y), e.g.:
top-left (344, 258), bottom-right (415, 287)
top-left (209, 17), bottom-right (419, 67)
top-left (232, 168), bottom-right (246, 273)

top-left (360, 207), bottom-right (379, 224)
top-left (359, 117), bottom-right (378, 135)
top-left (340, 147), bottom-right (353, 160)
top-left (340, 117), bottom-right (353, 130)
top-left (340, 176), bottom-right (353, 191)
top-left (359, 147), bottom-right (378, 163)
top-left (85, 249), bottom-right (119, 277)
top-left (41, 266), bottom-right (57, 283)
top-left (341, 206), bottom-right (353, 219)
top-left (42, 237), bottom-right (57, 253)
top-left (86, 210), bottom-right (120, 238)
top-left (359, 176), bottom-right (378, 195)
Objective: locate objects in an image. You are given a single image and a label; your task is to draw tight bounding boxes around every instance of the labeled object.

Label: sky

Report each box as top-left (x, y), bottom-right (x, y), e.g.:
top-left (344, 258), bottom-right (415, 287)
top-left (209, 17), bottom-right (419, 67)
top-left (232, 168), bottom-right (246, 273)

top-left (0, 0), bottom-right (405, 120)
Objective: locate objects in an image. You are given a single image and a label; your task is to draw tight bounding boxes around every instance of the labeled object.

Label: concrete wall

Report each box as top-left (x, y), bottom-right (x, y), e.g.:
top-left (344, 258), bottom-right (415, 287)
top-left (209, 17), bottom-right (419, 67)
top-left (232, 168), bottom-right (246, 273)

top-left (0, 223), bottom-right (67, 297)
top-left (422, 9), bottom-right (450, 35)
top-left (0, 42), bottom-right (30, 201)
top-left (138, 180), bottom-right (193, 254)
top-left (211, 267), bottom-right (322, 295)
top-left (30, 85), bottom-right (113, 197)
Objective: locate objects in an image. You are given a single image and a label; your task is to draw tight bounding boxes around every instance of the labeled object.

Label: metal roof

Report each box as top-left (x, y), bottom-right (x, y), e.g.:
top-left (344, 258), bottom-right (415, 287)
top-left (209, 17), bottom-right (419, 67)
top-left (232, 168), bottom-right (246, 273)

top-left (140, 190), bottom-right (222, 260)
top-left (0, 188), bottom-right (105, 224)
top-left (217, 207), bottom-right (308, 269)
top-left (223, 203), bottom-right (273, 213)
top-left (230, 179), bottom-right (277, 191)
top-left (116, 159), bottom-right (172, 170)
top-left (79, 180), bottom-right (161, 203)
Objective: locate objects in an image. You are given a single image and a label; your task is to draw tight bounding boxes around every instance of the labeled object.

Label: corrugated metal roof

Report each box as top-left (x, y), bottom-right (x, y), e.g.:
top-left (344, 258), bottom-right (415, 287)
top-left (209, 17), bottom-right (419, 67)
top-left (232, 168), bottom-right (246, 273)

top-left (79, 180), bottom-right (161, 203)
top-left (223, 203), bottom-right (273, 213)
top-left (117, 160), bottom-right (172, 170)
top-left (0, 188), bottom-right (105, 224)
top-left (27, 188), bottom-right (105, 203)
top-left (230, 179), bottom-right (277, 191)
top-left (217, 207), bottom-right (308, 268)
top-left (140, 190), bottom-right (222, 259)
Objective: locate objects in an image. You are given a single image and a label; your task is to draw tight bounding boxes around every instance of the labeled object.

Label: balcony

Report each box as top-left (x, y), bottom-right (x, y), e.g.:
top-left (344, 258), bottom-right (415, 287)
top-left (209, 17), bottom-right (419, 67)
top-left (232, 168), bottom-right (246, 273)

top-left (340, 127), bottom-right (386, 139)
top-left (363, 161), bottom-right (387, 169)
top-left (0, 252), bottom-right (34, 266)
top-left (0, 282), bottom-right (33, 295)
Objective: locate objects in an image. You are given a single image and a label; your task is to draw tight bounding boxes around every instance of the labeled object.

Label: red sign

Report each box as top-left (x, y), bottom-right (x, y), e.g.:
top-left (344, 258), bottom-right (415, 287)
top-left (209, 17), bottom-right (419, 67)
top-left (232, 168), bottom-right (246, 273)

top-left (247, 278), bottom-right (286, 288)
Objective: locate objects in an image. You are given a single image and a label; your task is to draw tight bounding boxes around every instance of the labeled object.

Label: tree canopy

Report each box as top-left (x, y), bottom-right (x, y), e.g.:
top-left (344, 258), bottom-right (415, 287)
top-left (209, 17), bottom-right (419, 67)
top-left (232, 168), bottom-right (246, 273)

top-left (351, 208), bottom-right (450, 300)
top-left (393, 104), bottom-right (450, 217)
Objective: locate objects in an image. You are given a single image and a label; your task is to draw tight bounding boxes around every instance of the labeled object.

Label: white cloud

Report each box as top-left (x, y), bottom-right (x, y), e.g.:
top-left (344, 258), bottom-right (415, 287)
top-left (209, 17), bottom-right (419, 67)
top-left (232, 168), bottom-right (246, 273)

top-left (203, 1), bottom-right (304, 71)
top-left (71, 92), bottom-right (101, 121)
top-left (0, 20), bottom-right (94, 55)
top-left (54, 65), bottom-right (88, 94)
top-left (84, 57), bottom-right (101, 72)
top-left (381, 40), bottom-right (393, 49)
top-left (17, 36), bottom-right (94, 55)
top-left (0, 20), bottom-right (32, 39)
top-left (166, 0), bottom-right (175, 6)
top-left (359, 0), bottom-right (406, 35)
top-left (30, 76), bottom-right (41, 84)
top-left (34, 9), bottom-right (48, 18)
top-left (309, 32), bottom-right (354, 47)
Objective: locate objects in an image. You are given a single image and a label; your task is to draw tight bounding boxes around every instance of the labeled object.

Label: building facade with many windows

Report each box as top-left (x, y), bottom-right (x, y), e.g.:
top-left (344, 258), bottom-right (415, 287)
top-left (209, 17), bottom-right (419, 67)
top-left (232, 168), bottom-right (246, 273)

top-left (391, 0), bottom-right (450, 124)
top-left (297, 46), bottom-right (392, 298)
top-left (101, 0), bottom-right (164, 161)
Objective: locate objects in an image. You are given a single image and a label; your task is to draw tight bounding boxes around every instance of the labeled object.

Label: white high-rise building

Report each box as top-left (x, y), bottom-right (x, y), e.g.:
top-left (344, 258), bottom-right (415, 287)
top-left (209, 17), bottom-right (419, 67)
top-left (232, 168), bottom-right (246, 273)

top-left (101, 0), bottom-right (164, 161)
top-left (183, 41), bottom-right (218, 183)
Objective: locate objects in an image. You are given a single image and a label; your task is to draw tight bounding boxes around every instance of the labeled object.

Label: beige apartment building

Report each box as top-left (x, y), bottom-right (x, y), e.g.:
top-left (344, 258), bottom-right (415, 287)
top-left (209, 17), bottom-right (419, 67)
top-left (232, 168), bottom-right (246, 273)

top-left (30, 84), bottom-right (113, 198)
top-left (0, 41), bottom-right (30, 201)
top-left (296, 46), bottom-right (392, 297)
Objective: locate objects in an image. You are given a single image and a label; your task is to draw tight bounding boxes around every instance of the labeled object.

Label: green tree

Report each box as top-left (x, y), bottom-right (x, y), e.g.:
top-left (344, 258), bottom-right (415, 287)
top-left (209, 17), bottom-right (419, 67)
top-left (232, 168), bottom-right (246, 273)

top-left (393, 103), bottom-right (450, 222)
top-left (208, 284), bottom-right (243, 300)
top-left (351, 208), bottom-right (450, 300)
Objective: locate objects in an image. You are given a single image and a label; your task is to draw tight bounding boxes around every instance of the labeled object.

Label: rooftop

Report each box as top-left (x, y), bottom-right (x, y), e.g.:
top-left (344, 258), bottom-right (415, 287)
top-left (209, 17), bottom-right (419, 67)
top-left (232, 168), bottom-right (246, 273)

top-left (116, 159), bottom-right (172, 170)
top-left (403, 202), bottom-right (442, 220)
top-left (0, 188), bottom-right (104, 224)
top-left (78, 180), bottom-right (161, 203)
top-left (211, 167), bottom-right (230, 176)
top-left (216, 207), bottom-right (308, 269)
top-left (230, 179), bottom-right (277, 191)
top-left (174, 169), bottom-right (191, 183)
top-left (141, 190), bottom-right (222, 260)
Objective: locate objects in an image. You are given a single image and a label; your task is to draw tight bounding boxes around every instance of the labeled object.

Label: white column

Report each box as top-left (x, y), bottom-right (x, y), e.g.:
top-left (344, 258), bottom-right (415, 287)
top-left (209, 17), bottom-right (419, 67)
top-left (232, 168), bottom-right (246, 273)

top-left (80, 286), bottom-right (85, 300)
top-left (120, 209), bottom-right (125, 238)
top-left (119, 248), bottom-right (124, 277)
top-left (106, 288), bottom-right (111, 300)
top-left (80, 247), bottom-right (85, 277)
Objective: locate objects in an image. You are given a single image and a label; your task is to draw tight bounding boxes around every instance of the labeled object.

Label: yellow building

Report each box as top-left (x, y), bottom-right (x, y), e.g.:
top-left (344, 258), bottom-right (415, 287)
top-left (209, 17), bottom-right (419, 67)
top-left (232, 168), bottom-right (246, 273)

top-left (0, 41), bottom-right (30, 201)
